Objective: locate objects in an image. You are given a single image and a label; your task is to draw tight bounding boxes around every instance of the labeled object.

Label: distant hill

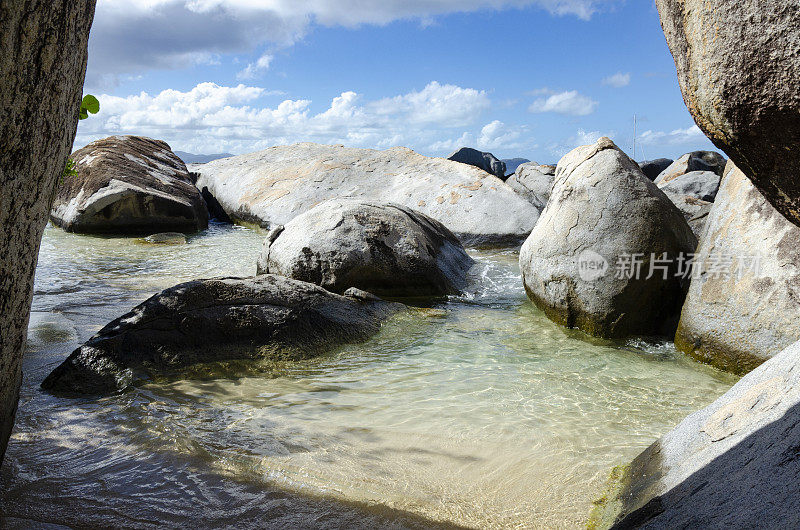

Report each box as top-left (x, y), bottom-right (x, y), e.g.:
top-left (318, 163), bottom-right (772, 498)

top-left (502, 158), bottom-right (531, 174)
top-left (175, 151), bottom-right (234, 165)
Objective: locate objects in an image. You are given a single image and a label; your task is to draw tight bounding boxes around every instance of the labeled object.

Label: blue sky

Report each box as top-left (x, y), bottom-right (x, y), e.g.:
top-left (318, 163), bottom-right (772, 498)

top-left (76, 0), bottom-right (717, 164)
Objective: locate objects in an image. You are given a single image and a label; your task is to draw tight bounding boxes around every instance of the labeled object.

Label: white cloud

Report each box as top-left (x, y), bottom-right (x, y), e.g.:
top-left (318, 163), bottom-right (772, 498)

top-left (528, 90), bottom-right (598, 116)
top-left (602, 72), bottom-right (630, 88)
top-left (75, 81), bottom-right (496, 155)
top-left (87, 0), bottom-right (621, 81)
top-left (638, 125), bottom-right (707, 146)
top-left (237, 53), bottom-right (274, 80)
top-left (547, 128), bottom-right (613, 159)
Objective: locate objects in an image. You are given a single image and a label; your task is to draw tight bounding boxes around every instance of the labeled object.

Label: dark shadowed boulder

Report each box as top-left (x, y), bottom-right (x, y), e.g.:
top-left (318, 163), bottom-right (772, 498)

top-left (520, 137), bottom-right (697, 339)
top-left (506, 162), bottom-right (556, 212)
top-left (447, 147), bottom-right (507, 180)
top-left (654, 151), bottom-right (727, 185)
top-left (41, 275), bottom-right (403, 395)
top-left (639, 158), bottom-right (673, 180)
top-left (655, 0), bottom-right (800, 225)
top-left (257, 198), bottom-right (475, 298)
top-left (675, 162), bottom-right (800, 375)
top-left (50, 136), bottom-right (209, 234)
top-left (595, 339), bottom-right (800, 529)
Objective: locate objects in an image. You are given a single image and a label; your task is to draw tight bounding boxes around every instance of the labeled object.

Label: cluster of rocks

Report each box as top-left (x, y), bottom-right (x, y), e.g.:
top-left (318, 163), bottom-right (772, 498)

top-left (592, 1), bottom-right (800, 527)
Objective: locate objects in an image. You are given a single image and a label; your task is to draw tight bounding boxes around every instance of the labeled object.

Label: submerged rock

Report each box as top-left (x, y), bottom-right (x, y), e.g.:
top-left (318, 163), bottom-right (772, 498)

top-left (191, 143), bottom-right (539, 247)
top-left (447, 147), bottom-right (507, 180)
top-left (654, 151), bottom-right (727, 185)
top-left (41, 275), bottom-right (403, 395)
top-left (257, 199), bottom-right (475, 298)
top-left (656, 0), bottom-right (800, 225)
top-left (675, 162), bottom-right (800, 374)
top-left (140, 232), bottom-right (187, 245)
top-left (639, 158), bottom-right (673, 181)
top-left (597, 339), bottom-right (800, 528)
top-left (519, 138), bottom-right (696, 339)
top-left (51, 136), bottom-right (209, 234)
top-left (506, 162), bottom-right (556, 212)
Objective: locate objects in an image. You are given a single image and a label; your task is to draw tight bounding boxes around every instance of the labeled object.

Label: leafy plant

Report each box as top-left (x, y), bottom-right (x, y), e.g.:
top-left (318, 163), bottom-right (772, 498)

top-left (79, 94), bottom-right (100, 120)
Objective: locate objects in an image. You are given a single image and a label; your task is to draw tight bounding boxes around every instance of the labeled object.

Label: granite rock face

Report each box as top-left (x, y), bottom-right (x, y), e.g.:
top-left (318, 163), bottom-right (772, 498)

top-left (598, 339), bottom-right (800, 529)
top-left (191, 143), bottom-right (540, 247)
top-left (506, 162), bottom-right (556, 212)
top-left (41, 275), bottom-right (402, 395)
top-left (675, 162), bottom-right (800, 375)
top-left (51, 136), bottom-right (209, 234)
top-left (257, 199), bottom-right (475, 298)
top-left (655, 0), bottom-right (800, 225)
top-left (654, 151), bottom-right (727, 185)
top-left (519, 138), bottom-right (697, 339)
top-left (657, 170), bottom-right (722, 238)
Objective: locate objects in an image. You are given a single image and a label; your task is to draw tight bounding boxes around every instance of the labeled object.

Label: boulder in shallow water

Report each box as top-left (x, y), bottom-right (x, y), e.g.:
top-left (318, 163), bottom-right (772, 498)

top-left (519, 137), bottom-right (697, 339)
top-left (675, 162), bottom-right (800, 374)
top-left (50, 136), bottom-right (209, 234)
top-left (257, 198), bottom-right (475, 298)
top-left (140, 232), bottom-right (187, 245)
top-left (639, 158), bottom-right (673, 181)
top-left (506, 162), bottom-right (556, 212)
top-left (191, 143), bottom-right (539, 247)
top-left (655, 0), bottom-right (800, 226)
top-left (654, 151), bottom-right (727, 185)
top-left (595, 339), bottom-right (800, 528)
top-left (41, 275), bottom-right (403, 394)
top-left (447, 147), bottom-right (507, 180)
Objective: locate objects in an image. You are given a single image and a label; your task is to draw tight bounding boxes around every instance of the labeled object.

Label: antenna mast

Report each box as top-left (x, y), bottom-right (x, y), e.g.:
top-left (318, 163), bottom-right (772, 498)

top-left (633, 114), bottom-right (637, 161)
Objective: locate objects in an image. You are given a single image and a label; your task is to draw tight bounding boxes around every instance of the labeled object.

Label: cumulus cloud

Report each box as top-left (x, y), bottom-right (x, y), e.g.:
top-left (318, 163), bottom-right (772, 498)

top-left (546, 128), bottom-right (613, 159)
top-left (638, 125), bottom-right (707, 146)
top-left (602, 72), bottom-right (631, 87)
top-left (74, 81), bottom-right (496, 155)
top-left (528, 90), bottom-right (598, 116)
top-left (87, 0), bottom-right (621, 81)
top-left (237, 53), bottom-right (274, 80)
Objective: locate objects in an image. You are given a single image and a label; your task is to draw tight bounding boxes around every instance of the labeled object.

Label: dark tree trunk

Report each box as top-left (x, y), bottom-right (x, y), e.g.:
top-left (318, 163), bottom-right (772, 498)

top-left (0, 0), bottom-right (96, 465)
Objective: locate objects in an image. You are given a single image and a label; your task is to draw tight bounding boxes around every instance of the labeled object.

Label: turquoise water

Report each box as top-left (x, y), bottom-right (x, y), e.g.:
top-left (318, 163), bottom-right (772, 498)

top-left (1, 224), bottom-right (737, 528)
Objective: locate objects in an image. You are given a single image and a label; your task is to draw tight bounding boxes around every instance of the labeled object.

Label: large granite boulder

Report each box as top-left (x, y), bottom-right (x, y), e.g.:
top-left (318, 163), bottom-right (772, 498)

top-left (41, 275), bottom-right (402, 394)
top-left (639, 158), bottom-right (673, 181)
top-left (519, 138), bottom-right (697, 339)
top-left (257, 199), bottom-right (474, 298)
top-left (51, 136), bottom-right (209, 234)
top-left (506, 162), bottom-right (556, 212)
top-left (657, 170), bottom-right (722, 238)
top-left (675, 162), bottom-right (800, 375)
top-left (191, 143), bottom-right (539, 247)
top-left (447, 147), bottom-right (507, 180)
top-left (594, 339), bottom-right (800, 529)
top-left (658, 170), bottom-right (721, 203)
top-left (654, 151), bottom-right (727, 185)
top-left (655, 0), bottom-right (800, 225)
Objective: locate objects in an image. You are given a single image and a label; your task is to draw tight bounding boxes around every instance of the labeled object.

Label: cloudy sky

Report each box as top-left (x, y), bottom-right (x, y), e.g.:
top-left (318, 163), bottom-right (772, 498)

top-left (75, 0), bottom-right (716, 163)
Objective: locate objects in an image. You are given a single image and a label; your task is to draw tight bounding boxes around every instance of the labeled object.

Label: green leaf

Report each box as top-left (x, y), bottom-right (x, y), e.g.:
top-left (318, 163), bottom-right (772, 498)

top-left (79, 108), bottom-right (89, 120)
top-left (81, 94), bottom-right (100, 115)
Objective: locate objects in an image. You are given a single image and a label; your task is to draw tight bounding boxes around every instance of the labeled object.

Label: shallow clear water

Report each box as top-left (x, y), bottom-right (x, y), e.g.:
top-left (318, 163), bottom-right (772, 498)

top-left (1, 224), bottom-right (738, 529)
